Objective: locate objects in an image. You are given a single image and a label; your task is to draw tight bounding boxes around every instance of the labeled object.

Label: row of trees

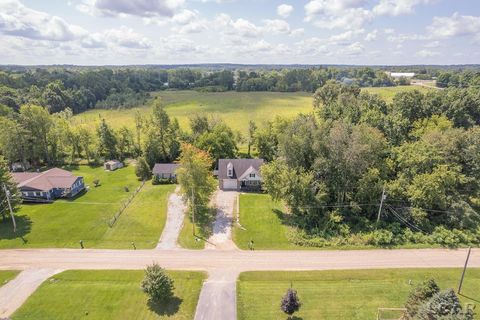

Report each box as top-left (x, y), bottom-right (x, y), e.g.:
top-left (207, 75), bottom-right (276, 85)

top-left (436, 70), bottom-right (480, 88)
top-left (257, 82), bottom-right (480, 247)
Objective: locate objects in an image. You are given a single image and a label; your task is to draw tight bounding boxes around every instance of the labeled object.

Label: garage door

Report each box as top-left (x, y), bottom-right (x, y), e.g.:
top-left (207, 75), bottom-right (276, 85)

top-left (223, 179), bottom-right (238, 190)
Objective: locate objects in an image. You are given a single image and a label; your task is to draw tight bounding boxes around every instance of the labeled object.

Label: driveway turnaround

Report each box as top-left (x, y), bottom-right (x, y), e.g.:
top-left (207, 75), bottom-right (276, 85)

top-left (206, 190), bottom-right (238, 250)
top-left (156, 186), bottom-right (186, 250)
top-left (0, 268), bottom-right (61, 318)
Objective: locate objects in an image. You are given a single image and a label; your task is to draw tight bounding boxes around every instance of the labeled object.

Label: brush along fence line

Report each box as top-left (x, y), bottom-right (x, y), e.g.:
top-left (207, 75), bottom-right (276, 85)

top-left (108, 180), bottom-right (146, 227)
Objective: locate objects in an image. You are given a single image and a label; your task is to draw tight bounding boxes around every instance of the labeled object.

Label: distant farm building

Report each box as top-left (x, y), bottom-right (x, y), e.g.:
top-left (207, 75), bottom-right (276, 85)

top-left (104, 160), bottom-right (123, 171)
top-left (387, 72), bottom-right (415, 78)
top-left (11, 168), bottom-right (85, 202)
top-left (153, 163), bottom-right (180, 180)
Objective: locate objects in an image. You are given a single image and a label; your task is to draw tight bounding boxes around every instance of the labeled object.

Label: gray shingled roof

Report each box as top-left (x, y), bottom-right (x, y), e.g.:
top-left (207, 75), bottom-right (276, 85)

top-left (218, 159), bottom-right (264, 180)
top-left (152, 163), bottom-right (180, 175)
top-left (11, 168), bottom-right (82, 192)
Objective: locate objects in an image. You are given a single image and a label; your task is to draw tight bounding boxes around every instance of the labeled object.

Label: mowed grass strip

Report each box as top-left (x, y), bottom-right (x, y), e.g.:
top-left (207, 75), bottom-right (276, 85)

top-left (237, 268), bottom-right (480, 320)
top-left (233, 193), bottom-right (296, 250)
top-left (0, 166), bottom-right (171, 249)
top-left (12, 270), bottom-right (206, 320)
top-left (178, 214), bottom-right (205, 250)
top-left (363, 85), bottom-right (432, 102)
top-left (98, 183), bottom-right (175, 249)
top-left (0, 270), bottom-right (19, 287)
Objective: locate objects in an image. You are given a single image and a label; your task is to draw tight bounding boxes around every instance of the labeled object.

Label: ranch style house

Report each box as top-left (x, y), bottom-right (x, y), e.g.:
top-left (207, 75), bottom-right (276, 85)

top-left (11, 168), bottom-right (85, 202)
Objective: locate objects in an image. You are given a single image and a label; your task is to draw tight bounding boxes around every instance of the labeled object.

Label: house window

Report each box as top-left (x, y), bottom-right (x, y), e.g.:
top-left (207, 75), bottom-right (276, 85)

top-left (249, 173), bottom-right (255, 178)
top-left (227, 163), bottom-right (233, 178)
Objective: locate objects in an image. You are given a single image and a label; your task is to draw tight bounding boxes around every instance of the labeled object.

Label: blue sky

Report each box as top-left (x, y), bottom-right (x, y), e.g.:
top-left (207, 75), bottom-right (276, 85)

top-left (0, 0), bottom-right (479, 65)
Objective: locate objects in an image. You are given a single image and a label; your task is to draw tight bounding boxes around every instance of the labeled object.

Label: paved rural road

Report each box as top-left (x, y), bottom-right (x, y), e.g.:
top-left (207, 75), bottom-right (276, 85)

top-left (205, 190), bottom-right (238, 250)
top-left (1, 248), bottom-right (478, 272)
top-left (156, 186), bottom-right (186, 249)
top-left (0, 248), bottom-right (479, 319)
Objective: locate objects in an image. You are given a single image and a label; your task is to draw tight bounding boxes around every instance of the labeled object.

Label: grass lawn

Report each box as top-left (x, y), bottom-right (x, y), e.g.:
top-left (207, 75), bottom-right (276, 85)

top-left (237, 268), bottom-right (480, 320)
top-left (73, 91), bottom-right (314, 135)
top-left (0, 165), bottom-right (174, 249)
top-left (363, 85), bottom-right (432, 102)
top-left (233, 193), bottom-right (296, 250)
top-left (0, 270), bottom-right (19, 287)
top-left (12, 270), bottom-right (206, 320)
top-left (178, 214), bottom-right (205, 250)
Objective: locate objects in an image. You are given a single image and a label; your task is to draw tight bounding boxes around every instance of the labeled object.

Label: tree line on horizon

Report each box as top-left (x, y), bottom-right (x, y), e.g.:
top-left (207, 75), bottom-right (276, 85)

top-left (1, 66), bottom-right (479, 116)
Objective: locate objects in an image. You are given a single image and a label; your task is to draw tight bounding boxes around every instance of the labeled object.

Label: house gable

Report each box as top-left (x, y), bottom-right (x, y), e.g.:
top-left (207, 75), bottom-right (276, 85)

top-left (238, 166), bottom-right (261, 181)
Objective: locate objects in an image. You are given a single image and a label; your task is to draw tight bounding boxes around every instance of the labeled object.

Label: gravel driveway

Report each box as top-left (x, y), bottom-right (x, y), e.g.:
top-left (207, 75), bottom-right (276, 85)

top-left (156, 186), bottom-right (186, 250)
top-left (206, 190), bottom-right (238, 250)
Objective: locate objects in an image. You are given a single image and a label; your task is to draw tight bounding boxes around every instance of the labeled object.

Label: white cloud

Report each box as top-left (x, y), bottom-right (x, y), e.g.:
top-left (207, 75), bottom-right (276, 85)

top-left (171, 9), bottom-right (197, 25)
top-left (344, 41), bottom-right (364, 55)
top-left (277, 4), bottom-right (293, 18)
top-left (77, 0), bottom-right (184, 17)
top-left (424, 40), bottom-right (440, 48)
top-left (290, 28), bottom-right (305, 37)
top-left (373, 0), bottom-right (432, 16)
top-left (313, 8), bottom-right (372, 30)
top-left (160, 36), bottom-right (206, 54)
top-left (387, 33), bottom-right (427, 43)
top-left (215, 13), bottom-right (260, 38)
top-left (294, 37), bottom-right (329, 56)
top-left (263, 19), bottom-right (291, 34)
top-left (427, 13), bottom-right (480, 39)
top-left (328, 29), bottom-right (364, 45)
top-left (0, 0), bottom-right (86, 41)
top-left (416, 49), bottom-right (439, 57)
top-left (305, 0), bottom-right (366, 18)
top-left (384, 28), bottom-right (395, 34)
top-left (304, 1), bottom-right (372, 30)
top-left (365, 29), bottom-right (378, 41)
top-left (83, 26), bottom-right (152, 49)
top-left (170, 10), bottom-right (208, 33)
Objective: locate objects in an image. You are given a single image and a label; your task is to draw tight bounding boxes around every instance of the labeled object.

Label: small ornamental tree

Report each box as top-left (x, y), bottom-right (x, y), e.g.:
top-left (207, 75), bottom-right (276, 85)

top-left (416, 289), bottom-right (474, 320)
top-left (281, 287), bottom-right (301, 318)
top-left (141, 263), bottom-right (174, 303)
top-left (135, 157), bottom-right (151, 181)
top-left (405, 279), bottom-right (440, 318)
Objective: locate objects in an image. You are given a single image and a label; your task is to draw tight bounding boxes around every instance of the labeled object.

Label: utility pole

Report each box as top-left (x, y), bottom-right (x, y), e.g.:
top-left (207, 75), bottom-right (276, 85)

top-left (458, 247), bottom-right (472, 294)
top-left (2, 183), bottom-right (16, 233)
top-left (191, 188), bottom-right (195, 236)
top-left (377, 186), bottom-right (387, 223)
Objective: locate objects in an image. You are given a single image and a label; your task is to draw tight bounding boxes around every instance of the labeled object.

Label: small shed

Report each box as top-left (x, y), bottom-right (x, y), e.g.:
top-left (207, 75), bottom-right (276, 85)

top-left (104, 160), bottom-right (123, 171)
top-left (11, 162), bottom-right (31, 172)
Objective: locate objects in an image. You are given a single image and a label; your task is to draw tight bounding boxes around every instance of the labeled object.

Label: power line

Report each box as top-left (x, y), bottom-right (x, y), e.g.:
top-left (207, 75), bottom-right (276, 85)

top-left (2, 183), bottom-right (17, 233)
top-left (386, 204), bottom-right (427, 234)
